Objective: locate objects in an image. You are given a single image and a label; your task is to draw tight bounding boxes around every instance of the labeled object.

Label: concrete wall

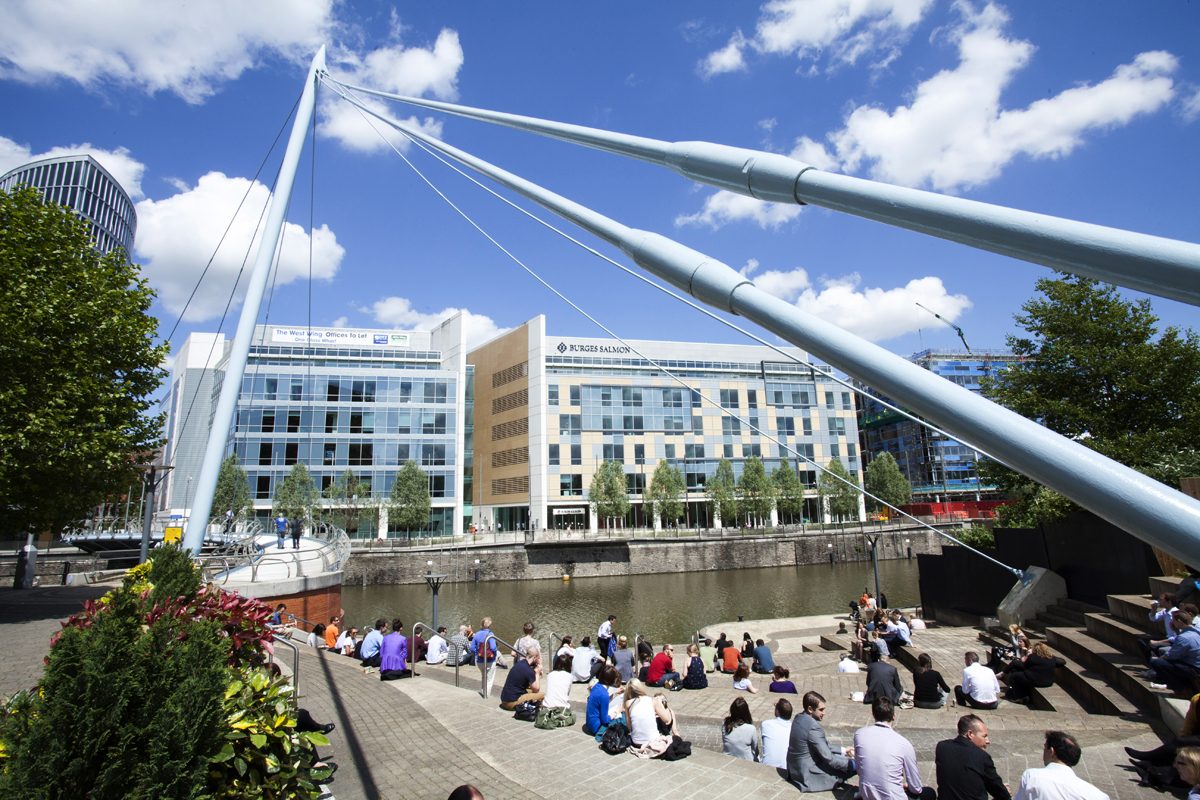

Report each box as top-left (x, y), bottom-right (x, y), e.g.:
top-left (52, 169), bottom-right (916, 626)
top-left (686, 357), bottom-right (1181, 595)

top-left (342, 527), bottom-right (947, 586)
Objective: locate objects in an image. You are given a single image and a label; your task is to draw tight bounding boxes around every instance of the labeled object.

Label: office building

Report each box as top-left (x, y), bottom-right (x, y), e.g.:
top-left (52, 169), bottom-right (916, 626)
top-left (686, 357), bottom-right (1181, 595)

top-left (159, 316), bottom-right (469, 536)
top-left (857, 348), bottom-right (1020, 501)
top-left (0, 154), bottom-right (137, 256)
top-left (468, 316), bottom-right (864, 532)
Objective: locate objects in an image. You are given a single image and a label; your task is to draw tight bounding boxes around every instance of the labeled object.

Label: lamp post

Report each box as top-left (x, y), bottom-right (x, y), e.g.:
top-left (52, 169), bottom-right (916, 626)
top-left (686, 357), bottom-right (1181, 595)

top-left (136, 464), bottom-right (173, 563)
top-left (424, 560), bottom-right (448, 631)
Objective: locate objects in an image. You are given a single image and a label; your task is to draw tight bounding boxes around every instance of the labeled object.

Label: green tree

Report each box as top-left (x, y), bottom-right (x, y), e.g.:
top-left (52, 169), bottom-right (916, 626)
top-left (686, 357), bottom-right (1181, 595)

top-left (389, 460), bottom-right (432, 532)
top-left (322, 469), bottom-right (371, 534)
top-left (213, 454), bottom-right (251, 519)
top-left (863, 452), bottom-right (911, 512)
top-left (0, 187), bottom-right (168, 537)
top-left (819, 457), bottom-right (860, 521)
top-left (773, 459), bottom-right (805, 524)
top-left (272, 462), bottom-right (317, 521)
top-left (737, 456), bottom-right (776, 525)
top-left (645, 459), bottom-right (685, 527)
top-left (706, 458), bottom-right (738, 527)
top-left (981, 273), bottom-right (1200, 524)
top-left (588, 460), bottom-right (630, 526)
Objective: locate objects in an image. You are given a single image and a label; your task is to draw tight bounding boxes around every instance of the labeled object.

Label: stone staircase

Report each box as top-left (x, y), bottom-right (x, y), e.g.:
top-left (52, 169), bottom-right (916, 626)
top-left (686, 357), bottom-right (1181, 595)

top-left (982, 575), bottom-right (1190, 731)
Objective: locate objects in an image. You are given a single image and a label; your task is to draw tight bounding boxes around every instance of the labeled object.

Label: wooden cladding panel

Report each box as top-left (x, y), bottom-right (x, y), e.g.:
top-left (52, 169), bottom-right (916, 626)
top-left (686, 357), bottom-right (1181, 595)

top-left (492, 361), bottom-right (528, 389)
top-left (491, 476), bottom-right (530, 495)
top-left (491, 418), bottom-right (529, 441)
top-left (491, 388), bottom-right (528, 415)
top-left (491, 447), bottom-right (529, 469)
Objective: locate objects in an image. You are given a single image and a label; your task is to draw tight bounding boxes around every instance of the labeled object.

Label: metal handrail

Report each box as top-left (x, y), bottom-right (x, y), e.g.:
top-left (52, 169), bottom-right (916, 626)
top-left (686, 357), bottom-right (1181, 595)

top-left (410, 622), bottom-right (436, 678)
top-left (547, 632), bottom-right (565, 660)
top-left (271, 634), bottom-right (301, 697)
top-left (481, 632), bottom-right (531, 699)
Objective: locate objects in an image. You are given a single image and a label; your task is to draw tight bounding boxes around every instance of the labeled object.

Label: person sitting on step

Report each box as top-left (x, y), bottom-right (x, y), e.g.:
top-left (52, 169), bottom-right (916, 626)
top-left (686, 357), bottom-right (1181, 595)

top-left (955, 651), bottom-right (1001, 710)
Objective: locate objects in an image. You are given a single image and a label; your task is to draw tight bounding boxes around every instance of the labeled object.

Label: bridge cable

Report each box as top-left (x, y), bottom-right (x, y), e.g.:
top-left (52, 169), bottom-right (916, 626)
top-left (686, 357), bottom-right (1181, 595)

top-left (324, 81), bottom-right (1022, 579)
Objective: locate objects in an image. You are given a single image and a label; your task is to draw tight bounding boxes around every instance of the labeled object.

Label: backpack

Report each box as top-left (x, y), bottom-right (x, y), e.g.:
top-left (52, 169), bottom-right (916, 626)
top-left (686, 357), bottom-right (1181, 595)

top-left (599, 722), bottom-right (632, 755)
top-left (534, 706), bottom-right (576, 729)
top-left (512, 701), bottom-right (539, 722)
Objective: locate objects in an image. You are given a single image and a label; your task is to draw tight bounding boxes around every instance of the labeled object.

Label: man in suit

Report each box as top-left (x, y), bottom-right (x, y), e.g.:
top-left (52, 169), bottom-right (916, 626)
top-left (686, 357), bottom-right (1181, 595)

top-left (864, 652), bottom-right (904, 704)
top-left (787, 691), bottom-right (856, 791)
top-left (936, 714), bottom-right (1011, 800)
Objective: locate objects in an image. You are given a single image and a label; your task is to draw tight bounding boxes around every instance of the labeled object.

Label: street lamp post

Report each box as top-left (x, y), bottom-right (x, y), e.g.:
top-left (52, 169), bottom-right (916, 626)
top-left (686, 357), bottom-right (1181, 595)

top-left (424, 560), bottom-right (448, 631)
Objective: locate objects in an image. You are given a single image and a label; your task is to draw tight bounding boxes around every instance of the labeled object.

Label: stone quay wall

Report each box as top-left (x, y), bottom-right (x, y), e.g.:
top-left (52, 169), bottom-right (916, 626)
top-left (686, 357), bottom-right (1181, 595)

top-left (342, 526), bottom-right (951, 586)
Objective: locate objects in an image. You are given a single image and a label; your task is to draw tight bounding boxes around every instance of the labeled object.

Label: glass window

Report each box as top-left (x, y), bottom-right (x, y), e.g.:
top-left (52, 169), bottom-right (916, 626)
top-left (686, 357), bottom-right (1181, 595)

top-left (350, 411), bottom-right (375, 434)
top-left (571, 444), bottom-right (582, 466)
top-left (424, 381), bottom-right (448, 403)
top-left (325, 411), bottom-right (338, 433)
top-left (842, 392), bottom-right (852, 410)
top-left (397, 411), bottom-right (410, 434)
top-left (422, 412), bottom-right (446, 434)
top-left (285, 443), bottom-right (298, 465)
top-left (747, 390), bottom-right (758, 409)
top-left (830, 444), bottom-right (841, 458)
top-left (287, 411), bottom-right (300, 433)
top-left (664, 444), bottom-right (676, 459)
top-left (828, 417), bottom-right (846, 435)
top-left (719, 389), bottom-right (739, 409)
top-left (684, 444), bottom-right (705, 459)
top-left (777, 417), bottom-right (795, 437)
top-left (560, 474), bottom-right (583, 496)
top-left (548, 444), bottom-right (560, 466)
top-left (721, 417), bottom-right (741, 435)
top-left (256, 476), bottom-right (271, 499)
top-left (261, 411), bottom-right (274, 433)
top-left (290, 378), bottom-right (303, 401)
top-left (848, 443), bottom-right (857, 457)
top-left (548, 385), bottom-right (559, 406)
top-left (691, 416), bottom-right (704, 434)
top-left (570, 385), bottom-right (580, 406)
top-left (397, 443), bottom-right (410, 463)
top-left (399, 380), bottom-right (412, 403)
top-left (429, 475), bottom-right (446, 498)
top-left (264, 378), bottom-right (277, 400)
top-left (326, 380), bottom-right (340, 402)
top-left (742, 443), bottom-right (761, 458)
top-left (634, 444), bottom-right (645, 465)
top-left (259, 442), bottom-right (272, 465)
top-left (603, 444), bottom-right (625, 462)
top-left (324, 442), bottom-right (336, 465)
top-left (825, 391), bottom-right (835, 409)
top-left (690, 389), bottom-right (702, 409)
top-left (601, 387), bottom-right (612, 406)
top-left (626, 473), bottom-right (645, 495)
top-left (602, 415), bottom-right (613, 431)
top-left (723, 444), bottom-right (734, 458)
top-left (622, 415), bottom-right (643, 432)
top-left (560, 414), bottom-right (581, 435)
top-left (664, 414), bottom-right (685, 431)
top-left (663, 388), bottom-right (682, 408)
top-left (421, 444), bottom-right (446, 465)
top-left (801, 444), bottom-right (815, 460)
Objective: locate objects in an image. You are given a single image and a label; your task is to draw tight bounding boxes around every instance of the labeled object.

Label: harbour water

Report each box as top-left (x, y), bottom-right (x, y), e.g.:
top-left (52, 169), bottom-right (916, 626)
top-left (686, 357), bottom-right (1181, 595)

top-left (338, 558), bottom-right (920, 645)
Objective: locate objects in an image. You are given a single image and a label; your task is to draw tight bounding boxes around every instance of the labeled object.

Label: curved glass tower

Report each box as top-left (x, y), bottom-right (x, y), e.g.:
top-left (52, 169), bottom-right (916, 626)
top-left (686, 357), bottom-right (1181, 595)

top-left (0, 154), bottom-right (136, 256)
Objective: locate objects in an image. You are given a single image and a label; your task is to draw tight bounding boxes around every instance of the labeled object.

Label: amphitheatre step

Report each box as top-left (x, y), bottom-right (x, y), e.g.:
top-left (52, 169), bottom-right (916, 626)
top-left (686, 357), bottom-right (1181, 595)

top-left (1045, 626), bottom-right (1165, 717)
top-left (1026, 612), bottom-right (1078, 634)
top-left (1108, 595), bottom-right (1159, 633)
top-left (1057, 598), bottom-right (1109, 616)
top-left (1149, 576), bottom-right (1184, 598)
top-left (820, 634), bottom-right (850, 651)
top-left (1045, 603), bottom-right (1088, 626)
top-left (1086, 612), bottom-right (1154, 655)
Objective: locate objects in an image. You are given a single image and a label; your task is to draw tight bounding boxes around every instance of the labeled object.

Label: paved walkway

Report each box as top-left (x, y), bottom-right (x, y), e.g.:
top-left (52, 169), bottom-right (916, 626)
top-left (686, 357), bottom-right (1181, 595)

top-left (0, 589), bottom-right (1179, 800)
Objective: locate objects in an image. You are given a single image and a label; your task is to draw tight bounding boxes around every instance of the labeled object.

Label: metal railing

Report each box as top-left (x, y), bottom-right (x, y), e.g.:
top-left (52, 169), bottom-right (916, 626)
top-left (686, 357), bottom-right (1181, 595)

top-left (546, 632), bottom-right (565, 660)
top-left (271, 634), bottom-right (301, 696)
top-left (481, 632), bottom-right (531, 700)
top-left (309, 521), bottom-right (352, 571)
top-left (410, 622), bottom-right (436, 678)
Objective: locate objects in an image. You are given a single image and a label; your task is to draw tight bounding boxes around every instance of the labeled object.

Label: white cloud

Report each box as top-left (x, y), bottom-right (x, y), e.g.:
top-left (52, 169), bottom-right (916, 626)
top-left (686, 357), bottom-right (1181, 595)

top-left (319, 29), bottom-right (462, 153)
top-left (331, 316), bottom-right (349, 328)
top-left (794, 274), bottom-right (971, 342)
top-left (702, 0), bottom-right (934, 76)
top-left (0, 135), bottom-right (147, 198)
top-left (366, 296), bottom-right (508, 349)
top-left (1182, 85), bottom-right (1200, 123)
top-left (134, 172), bottom-right (344, 322)
top-left (675, 189), bottom-right (804, 229)
top-left (814, 2), bottom-right (1178, 191)
top-left (756, 267), bottom-right (815, 301)
top-left (789, 136), bottom-right (840, 172)
top-left (0, 0), bottom-right (334, 103)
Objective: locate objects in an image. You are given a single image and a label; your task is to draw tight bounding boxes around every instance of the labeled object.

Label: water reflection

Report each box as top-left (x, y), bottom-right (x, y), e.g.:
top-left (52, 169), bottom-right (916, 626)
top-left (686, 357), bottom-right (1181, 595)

top-left (340, 559), bottom-right (919, 645)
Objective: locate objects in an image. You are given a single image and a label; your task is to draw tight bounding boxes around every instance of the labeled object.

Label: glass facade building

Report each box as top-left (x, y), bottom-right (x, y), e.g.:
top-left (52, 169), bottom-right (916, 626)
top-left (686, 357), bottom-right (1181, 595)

top-left (857, 348), bottom-right (1020, 501)
top-left (0, 154), bottom-right (136, 256)
top-left (469, 316), bottom-right (864, 531)
top-left (160, 318), bottom-right (469, 537)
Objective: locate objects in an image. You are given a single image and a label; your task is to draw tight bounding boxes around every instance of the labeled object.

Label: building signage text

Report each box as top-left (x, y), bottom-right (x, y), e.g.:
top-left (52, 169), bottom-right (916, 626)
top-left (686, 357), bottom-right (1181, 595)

top-left (555, 341), bottom-right (631, 355)
top-left (272, 328), bottom-right (409, 348)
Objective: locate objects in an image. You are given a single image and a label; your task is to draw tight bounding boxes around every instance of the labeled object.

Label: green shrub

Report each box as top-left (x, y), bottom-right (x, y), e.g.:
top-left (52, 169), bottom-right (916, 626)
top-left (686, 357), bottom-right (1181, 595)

top-left (146, 542), bottom-right (203, 605)
top-left (0, 587), bottom-right (228, 799)
top-left (957, 525), bottom-right (996, 549)
top-left (207, 669), bottom-right (326, 799)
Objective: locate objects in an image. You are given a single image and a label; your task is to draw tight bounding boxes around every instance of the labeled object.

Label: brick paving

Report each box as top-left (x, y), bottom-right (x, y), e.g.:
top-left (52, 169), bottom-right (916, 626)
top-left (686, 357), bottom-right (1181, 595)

top-left (0, 589), bottom-right (1181, 800)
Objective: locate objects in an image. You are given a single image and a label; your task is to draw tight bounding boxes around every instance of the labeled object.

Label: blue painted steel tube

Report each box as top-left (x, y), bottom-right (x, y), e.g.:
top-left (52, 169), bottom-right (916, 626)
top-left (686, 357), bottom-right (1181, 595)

top-left (182, 48), bottom-right (326, 556)
top-left (333, 91), bottom-right (1200, 566)
top-left (338, 84), bottom-right (1200, 307)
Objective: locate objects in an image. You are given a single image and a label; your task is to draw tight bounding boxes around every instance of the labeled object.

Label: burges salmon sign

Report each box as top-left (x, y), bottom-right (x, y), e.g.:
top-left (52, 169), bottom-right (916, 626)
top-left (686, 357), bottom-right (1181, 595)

top-left (555, 341), bottom-right (632, 355)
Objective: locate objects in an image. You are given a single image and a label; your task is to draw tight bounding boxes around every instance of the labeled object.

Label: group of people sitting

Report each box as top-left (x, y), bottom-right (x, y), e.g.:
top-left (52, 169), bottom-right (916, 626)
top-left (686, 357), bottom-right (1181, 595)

top-left (727, 689), bottom-right (1108, 800)
top-left (1137, 594), bottom-right (1200, 696)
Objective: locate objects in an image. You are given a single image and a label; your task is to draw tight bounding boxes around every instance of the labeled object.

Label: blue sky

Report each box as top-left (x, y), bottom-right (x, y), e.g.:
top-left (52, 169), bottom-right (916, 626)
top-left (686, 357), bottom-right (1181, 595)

top-left (2, 0), bottom-right (1197, 395)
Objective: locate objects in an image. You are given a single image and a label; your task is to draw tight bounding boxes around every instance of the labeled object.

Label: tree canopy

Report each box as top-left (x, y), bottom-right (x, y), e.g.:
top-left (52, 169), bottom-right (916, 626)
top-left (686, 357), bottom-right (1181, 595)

top-left (864, 452), bottom-right (911, 512)
top-left (773, 460), bottom-right (805, 523)
top-left (982, 273), bottom-right (1200, 525)
top-left (0, 187), bottom-right (167, 536)
top-left (321, 469), bottom-right (371, 534)
top-left (272, 462), bottom-right (316, 521)
top-left (389, 460), bottom-right (431, 532)
top-left (706, 459), bottom-right (738, 527)
top-left (588, 460), bottom-right (630, 525)
top-left (737, 457), bottom-right (776, 524)
top-left (818, 457), bottom-right (860, 521)
top-left (213, 455), bottom-right (251, 519)
top-left (645, 459), bottom-right (684, 527)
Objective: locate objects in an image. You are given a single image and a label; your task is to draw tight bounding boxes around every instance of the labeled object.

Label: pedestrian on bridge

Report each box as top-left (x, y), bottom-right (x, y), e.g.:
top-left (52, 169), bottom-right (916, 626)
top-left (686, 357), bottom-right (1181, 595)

top-left (291, 515), bottom-right (303, 549)
top-left (274, 514), bottom-right (288, 549)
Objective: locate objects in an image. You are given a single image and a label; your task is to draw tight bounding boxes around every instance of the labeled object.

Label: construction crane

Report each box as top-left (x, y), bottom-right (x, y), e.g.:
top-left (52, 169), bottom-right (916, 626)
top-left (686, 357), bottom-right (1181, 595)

top-left (916, 302), bottom-right (971, 354)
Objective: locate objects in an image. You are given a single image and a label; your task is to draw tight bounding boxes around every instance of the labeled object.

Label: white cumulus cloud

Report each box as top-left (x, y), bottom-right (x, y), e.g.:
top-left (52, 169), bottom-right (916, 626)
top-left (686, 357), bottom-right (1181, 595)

top-left (0, 0), bottom-right (334, 103)
top-left (740, 263), bottom-right (971, 342)
top-left (319, 28), bottom-right (462, 153)
top-left (135, 172), bottom-right (344, 322)
top-left (0, 135), bottom-right (147, 198)
top-left (675, 188), bottom-right (804, 229)
top-left (815, 2), bottom-right (1178, 191)
top-left (366, 296), bottom-right (508, 350)
top-left (701, 0), bottom-right (934, 77)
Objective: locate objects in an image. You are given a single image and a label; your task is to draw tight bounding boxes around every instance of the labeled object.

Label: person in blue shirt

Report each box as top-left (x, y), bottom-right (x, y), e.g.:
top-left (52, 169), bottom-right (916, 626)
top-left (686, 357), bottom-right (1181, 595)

top-left (751, 639), bottom-right (776, 674)
top-left (360, 618), bottom-right (388, 671)
top-left (583, 665), bottom-right (622, 741)
top-left (471, 616), bottom-right (500, 697)
top-left (1149, 609), bottom-right (1200, 694)
top-left (274, 514), bottom-right (288, 549)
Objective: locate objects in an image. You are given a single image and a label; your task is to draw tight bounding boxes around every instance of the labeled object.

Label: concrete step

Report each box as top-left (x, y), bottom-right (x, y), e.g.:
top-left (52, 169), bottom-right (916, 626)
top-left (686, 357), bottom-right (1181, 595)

top-left (819, 635), bottom-right (850, 651)
top-left (980, 628), bottom-right (1137, 717)
top-left (1150, 576), bottom-right (1184, 598)
top-left (1057, 598), bottom-right (1109, 616)
top-left (1108, 595), bottom-right (1159, 633)
top-left (1045, 626), bottom-right (1167, 717)
top-left (1085, 613), bottom-right (1152, 656)
top-left (1045, 604), bottom-right (1088, 626)
top-left (1026, 613), bottom-right (1078, 634)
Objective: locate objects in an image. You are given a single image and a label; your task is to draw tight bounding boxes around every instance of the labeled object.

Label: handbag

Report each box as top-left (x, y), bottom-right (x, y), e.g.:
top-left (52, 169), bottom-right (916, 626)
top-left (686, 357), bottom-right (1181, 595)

top-left (534, 706), bottom-right (576, 729)
top-left (599, 721), bottom-right (632, 755)
top-left (512, 701), bottom-right (539, 722)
